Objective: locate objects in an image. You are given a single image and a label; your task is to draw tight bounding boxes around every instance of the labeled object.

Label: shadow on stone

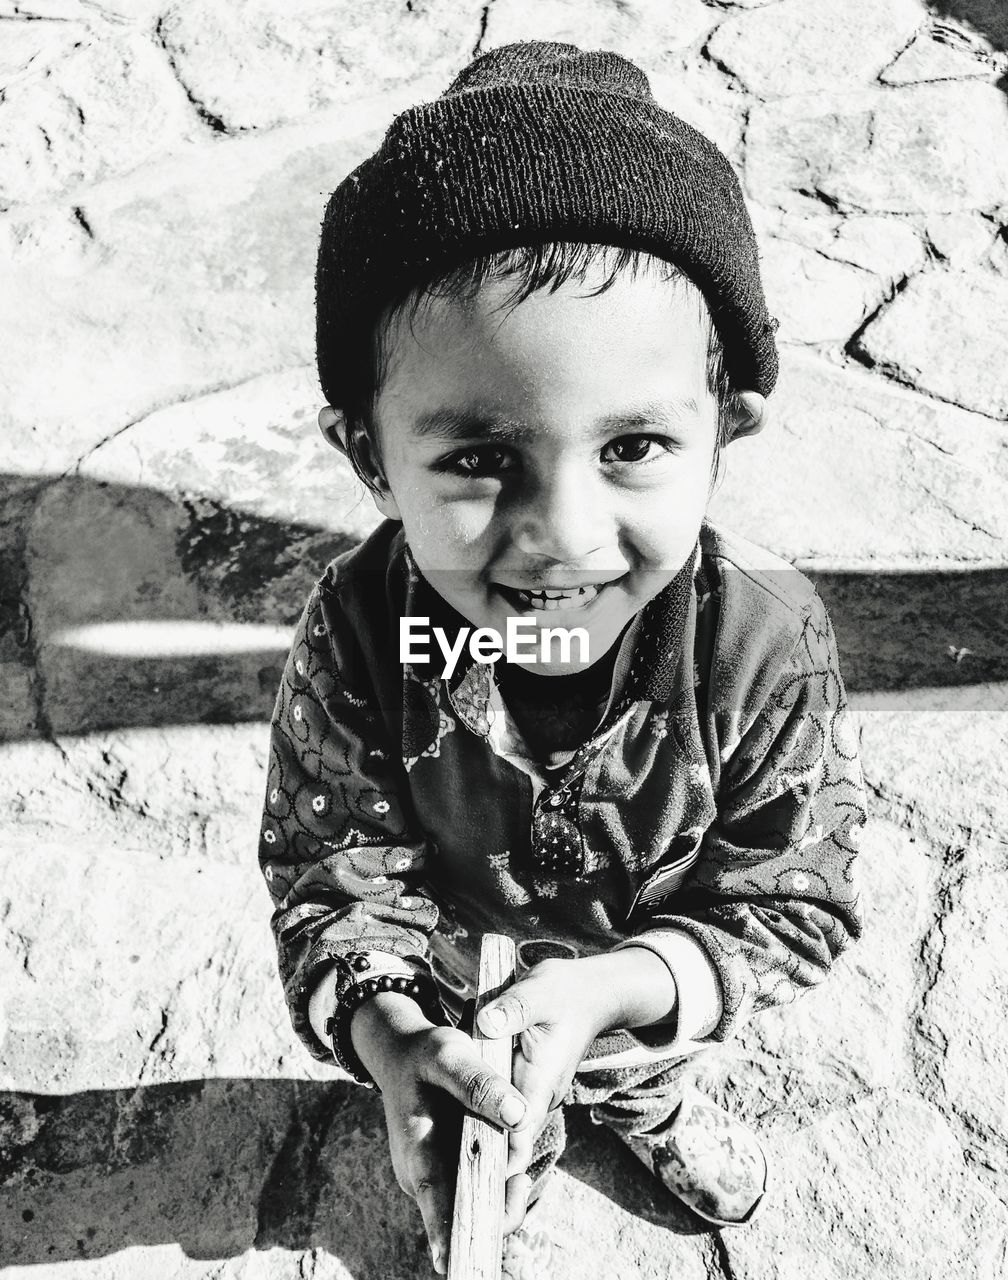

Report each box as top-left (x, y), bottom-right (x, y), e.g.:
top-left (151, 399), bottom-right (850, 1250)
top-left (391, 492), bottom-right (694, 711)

top-left (0, 1081), bottom-right (693, 1270)
top-left (3, 471), bottom-right (1007, 744)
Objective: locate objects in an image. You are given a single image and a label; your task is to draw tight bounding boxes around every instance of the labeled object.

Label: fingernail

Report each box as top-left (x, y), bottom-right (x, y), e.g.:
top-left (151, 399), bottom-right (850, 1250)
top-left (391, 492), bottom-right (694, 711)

top-left (433, 1249), bottom-right (445, 1274)
top-left (480, 1005), bottom-right (507, 1034)
top-left (500, 1094), bottom-right (526, 1127)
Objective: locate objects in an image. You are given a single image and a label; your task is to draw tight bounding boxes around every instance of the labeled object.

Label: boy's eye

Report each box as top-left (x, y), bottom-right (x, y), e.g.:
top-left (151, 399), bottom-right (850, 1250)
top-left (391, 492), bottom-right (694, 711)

top-left (439, 446), bottom-right (518, 477)
top-left (601, 435), bottom-right (671, 464)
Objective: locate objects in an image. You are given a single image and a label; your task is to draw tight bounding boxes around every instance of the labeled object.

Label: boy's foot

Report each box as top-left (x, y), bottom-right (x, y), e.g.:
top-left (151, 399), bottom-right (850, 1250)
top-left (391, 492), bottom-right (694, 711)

top-left (502, 1225), bottom-right (555, 1280)
top-left (617, 1086), bottom-right (768, 1227)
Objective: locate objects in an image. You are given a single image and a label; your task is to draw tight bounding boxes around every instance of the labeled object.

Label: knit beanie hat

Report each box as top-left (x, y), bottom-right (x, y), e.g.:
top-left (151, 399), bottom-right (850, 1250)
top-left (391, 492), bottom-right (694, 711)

top-left (316, 40), bottom-right (778, 409)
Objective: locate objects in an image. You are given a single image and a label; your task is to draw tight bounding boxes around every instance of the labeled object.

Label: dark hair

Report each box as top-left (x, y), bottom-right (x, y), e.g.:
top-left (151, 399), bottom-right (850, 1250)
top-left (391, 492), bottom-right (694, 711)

top-left (338, 241), bottom-right (740, 491)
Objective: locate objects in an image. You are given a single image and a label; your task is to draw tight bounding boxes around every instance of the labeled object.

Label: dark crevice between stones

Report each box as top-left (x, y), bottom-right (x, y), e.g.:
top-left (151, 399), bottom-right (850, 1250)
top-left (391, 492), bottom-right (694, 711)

top-left (153, 17), bottom-right (230, 136)
top-left (71, 205), bottom-right (94, 239)
top-left (471, 2), bottom-right (492, 60)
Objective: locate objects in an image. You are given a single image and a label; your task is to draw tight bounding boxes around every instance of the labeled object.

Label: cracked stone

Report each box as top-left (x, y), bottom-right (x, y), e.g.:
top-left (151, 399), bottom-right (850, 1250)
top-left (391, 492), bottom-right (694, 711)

top-left (917, 853), bottom-right (1008, 1190)
top-left (0, 838), bottom-right (319, 1091)
top-left (483, 0), bottom-right (715, 67)
top-left (0, 16), bottom-right (87, 83)
top-left (0, 120), bottom-right (385, 467)
top-left (746, 82), bottom-right (1008, 214)
top-left (706, 0), bottom-right (923, 97)
top-left (925, 213), bottom-right (998, 267)
top-left (858, 699), bottom-right (1008, 847)
top-left (722, 1095), bottom-right (1008, 1280)
top-left (155, 0), bottom-right (480, 132)
top-left (759, 236), bottom-right (882, 345)
top-left (708, 349), bottom-right (1008, 564)
top-left (879, 25), bottom-right (1000, 84)
top-left (0, 32), bottom-right (194, 205)
top-left (753, 207), bottom-right (925, 281)
top-left (690, 819), bottom-right (931, 1125)
top-left (855, 269), bottom-right (1008, 419)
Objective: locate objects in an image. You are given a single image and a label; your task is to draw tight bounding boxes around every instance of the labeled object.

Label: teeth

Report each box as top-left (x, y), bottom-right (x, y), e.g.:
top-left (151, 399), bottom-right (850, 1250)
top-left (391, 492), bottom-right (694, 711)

top-left (510, 584), bottom-right (602, 610)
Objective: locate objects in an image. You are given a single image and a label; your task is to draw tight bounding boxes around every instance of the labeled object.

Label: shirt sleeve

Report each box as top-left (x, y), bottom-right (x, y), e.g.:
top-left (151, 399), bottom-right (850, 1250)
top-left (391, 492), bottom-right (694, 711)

top-left (627, 599), bottom-right (867, 1044)
top-left (258, 579), bottom-right (439, 1061)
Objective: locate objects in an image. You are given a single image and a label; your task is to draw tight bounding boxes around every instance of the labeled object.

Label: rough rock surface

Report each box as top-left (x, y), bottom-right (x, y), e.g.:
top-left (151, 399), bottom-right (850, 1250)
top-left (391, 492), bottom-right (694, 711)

top-left (746, 82), bottom-right (1008, 214)
top-left (1, 1), bottom-right (1007, 1277)
top-left (854, 269), bottom-right (1008, 418)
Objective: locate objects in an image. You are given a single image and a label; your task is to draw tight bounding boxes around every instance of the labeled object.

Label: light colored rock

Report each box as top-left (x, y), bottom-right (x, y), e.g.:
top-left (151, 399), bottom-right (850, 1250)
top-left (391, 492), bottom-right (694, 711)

top-left (707, 0), bottom-right (923, 97)
top-left (723, 1095), bottom-right (1008, 1280)
top-left (855, 269), bottom-right (1008, 419)
top-left (708, 350), bottom-right (1008, 565)
top-left (746, 82), bottom-right (1008, 214)
top-left (155, 0), bottom-right (480, 132)
top-left (0, 32), bottom-right (195, 205)
top-left (879, 26), bottom-right (998, 84)
top-left (0, 837), bottom-right (326, 1091)
top-left (484, 0), bottom-right (716, 66)
top-left (826, 215), bottom-right (926, 279)
top-left (759, 236), bottom-right (880, 345)
top-left (752, 208), bottom-right (925, 281)
top-left (926, 212), bottom-right (998, 266)
top-left (649, 54), bottom-right (748, 160)
top-left (0, 17), bottom-right (87, 85)
top-left (918, 856), bottom-right (1008, 1186)
top-left (857, 703), bottom-right (1008, 843)
top-left (0, 725), bottom-right (269, 861)
top-left (690, 820), bottom-right (932, 1125)
top-left (0, 120), bottom-right (357, 470)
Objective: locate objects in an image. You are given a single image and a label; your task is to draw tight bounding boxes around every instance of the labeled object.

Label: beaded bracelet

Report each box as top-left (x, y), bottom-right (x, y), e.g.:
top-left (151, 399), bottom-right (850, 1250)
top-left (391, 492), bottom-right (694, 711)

top-left (324, 952), bottom-right (445, 1090)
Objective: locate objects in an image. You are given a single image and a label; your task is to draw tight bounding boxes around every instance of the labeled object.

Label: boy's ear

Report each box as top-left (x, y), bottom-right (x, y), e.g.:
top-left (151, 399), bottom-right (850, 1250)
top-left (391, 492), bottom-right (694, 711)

top-left (317, 404), bottom-right (402, 521)
top-left (318, 405), bottom-right (349, 455)
top-left (724, 391), bottom-right (769, 443)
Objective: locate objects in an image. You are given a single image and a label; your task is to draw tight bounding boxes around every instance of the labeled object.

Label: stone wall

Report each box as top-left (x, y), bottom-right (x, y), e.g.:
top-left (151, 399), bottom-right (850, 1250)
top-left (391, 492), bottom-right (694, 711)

top-left (1, 2), bottom-right (1006, 1277)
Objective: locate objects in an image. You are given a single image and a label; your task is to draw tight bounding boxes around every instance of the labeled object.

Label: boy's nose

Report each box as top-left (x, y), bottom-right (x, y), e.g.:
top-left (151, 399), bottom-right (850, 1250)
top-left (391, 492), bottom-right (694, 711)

top-left (509, 465), bottom-right (608, 565)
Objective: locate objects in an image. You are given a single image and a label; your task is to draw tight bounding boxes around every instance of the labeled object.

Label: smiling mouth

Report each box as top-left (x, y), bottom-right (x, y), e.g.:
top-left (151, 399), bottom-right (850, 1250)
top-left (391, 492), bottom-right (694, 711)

top-left (494, 580), bottom-right (621, 612)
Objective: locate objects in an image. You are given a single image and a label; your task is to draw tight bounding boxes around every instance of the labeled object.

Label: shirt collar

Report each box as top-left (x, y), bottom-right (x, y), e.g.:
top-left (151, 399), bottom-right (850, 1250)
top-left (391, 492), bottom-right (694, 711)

top-left (397, 537), bottom-right (700, 737)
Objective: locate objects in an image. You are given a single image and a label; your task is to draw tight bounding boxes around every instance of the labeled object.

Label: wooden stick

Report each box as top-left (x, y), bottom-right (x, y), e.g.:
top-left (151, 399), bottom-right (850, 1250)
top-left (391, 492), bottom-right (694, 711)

top-left (447, 933), bottom-right (517, 1280)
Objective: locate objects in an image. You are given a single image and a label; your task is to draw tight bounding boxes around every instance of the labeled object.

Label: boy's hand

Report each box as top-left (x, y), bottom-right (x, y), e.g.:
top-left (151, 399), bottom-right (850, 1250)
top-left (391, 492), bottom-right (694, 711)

top-left (351, 994), bottom-right (529, 1275)
top-left (474, 957), bottom-right (615, 1212)
top-left (475, 948), bottom-right (681, 1227)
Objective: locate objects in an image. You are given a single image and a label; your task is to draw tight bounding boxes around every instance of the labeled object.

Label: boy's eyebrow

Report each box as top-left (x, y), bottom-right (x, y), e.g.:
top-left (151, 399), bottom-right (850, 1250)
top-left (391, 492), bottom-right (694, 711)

top-left (412, 398), bottom-right (701, 442)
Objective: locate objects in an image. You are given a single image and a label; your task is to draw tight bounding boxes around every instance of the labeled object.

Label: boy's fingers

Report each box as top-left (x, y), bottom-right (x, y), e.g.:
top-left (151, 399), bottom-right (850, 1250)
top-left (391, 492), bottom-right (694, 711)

top-left (415, 1179), bottom-right (451, 1275)
top-left (477, 984), bottom-right (539, 1038)
top-left (503, 1172), bottom-right (532, 1236)
top-left (506, 1120), bottom-right (535, 1178)
top-left (424, 1040), bottom-right (528, 1129)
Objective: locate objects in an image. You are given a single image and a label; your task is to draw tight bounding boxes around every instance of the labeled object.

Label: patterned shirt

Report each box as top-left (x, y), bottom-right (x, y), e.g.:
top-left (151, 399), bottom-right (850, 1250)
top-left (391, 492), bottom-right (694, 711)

top-left (258, 519), bottom-right (866, 1065)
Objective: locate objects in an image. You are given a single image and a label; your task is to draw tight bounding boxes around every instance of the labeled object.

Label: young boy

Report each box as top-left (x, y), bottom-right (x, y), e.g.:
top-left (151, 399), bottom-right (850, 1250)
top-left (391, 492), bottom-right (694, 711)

top-left (258, 39), bottom-right (866, 1276)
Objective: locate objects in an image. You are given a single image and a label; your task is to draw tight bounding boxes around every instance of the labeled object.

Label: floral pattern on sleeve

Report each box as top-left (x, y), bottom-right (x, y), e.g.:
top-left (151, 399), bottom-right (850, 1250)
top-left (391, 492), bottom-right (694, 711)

top-left (637, 597), bottom-right (866, 1037)
top-left (259, 581), bottom-right (439, 1060)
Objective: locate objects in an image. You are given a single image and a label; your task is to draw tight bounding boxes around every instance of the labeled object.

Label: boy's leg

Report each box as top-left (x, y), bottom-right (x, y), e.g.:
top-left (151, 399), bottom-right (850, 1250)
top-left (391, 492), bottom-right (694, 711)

top-left (570, 1055), bottom-right (768, 1227)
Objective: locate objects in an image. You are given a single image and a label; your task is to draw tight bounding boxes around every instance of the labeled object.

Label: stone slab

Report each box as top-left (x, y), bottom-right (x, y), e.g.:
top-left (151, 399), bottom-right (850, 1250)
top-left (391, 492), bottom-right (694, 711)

top-left (855, 268), bottom-right (1008, 419)
top-left (707, 0), bottom-right (923, 97)
top-left (0, 91), bottom-right (410, 472)
top-left (879, 26), bottom-right (1001, 84)
top-left (156, 0), bottom-right (481, 132)
top-left (759, 235), bottom-right (882, 346)
top-left (917, 854), bottom-right (1008, 1186)
top-left (0, 837), bottom-right (325, 1092)
top-left (723, 1094), bottom-right (1008, 1280)
top-left (0, 31), bottom-right (195, 206)
top-left (484, 0), bottom-right (716, 66)
top-left (746, 82), bottom-right (1008, 214)
top-left (707, 349), bottom-right (1008, 566)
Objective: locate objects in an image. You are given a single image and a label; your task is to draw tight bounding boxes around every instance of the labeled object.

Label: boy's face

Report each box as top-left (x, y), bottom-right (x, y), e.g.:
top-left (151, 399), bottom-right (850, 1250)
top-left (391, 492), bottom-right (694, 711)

top-left (369, 261), bottom-right (722, 674)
